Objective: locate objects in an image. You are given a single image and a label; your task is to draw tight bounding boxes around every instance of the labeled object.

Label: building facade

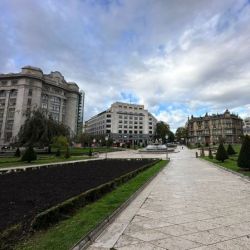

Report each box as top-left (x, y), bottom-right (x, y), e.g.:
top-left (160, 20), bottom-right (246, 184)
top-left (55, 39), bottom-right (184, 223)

top-left (187, 110), bottom-right (243, 145)
top-left (85, 102), bottom-right (157, 145)
top-left (243, 117), bottom-right (250, 135)
top-left (0, 66), bottom-right (84, 146)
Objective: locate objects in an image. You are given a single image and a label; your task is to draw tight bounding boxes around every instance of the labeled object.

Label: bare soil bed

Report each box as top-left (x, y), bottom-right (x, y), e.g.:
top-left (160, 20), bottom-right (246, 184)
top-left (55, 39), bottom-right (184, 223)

top-left (0, 159), bottom-right (154, 232)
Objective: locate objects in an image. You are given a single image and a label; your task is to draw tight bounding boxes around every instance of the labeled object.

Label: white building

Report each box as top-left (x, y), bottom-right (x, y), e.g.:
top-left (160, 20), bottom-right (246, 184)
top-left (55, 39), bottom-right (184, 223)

top-left (243, 117), bottom-right (250, 135)
top-left (0, 66), bottom-right (84, 146)
top-left (85, 102), bottom-right (157, 145)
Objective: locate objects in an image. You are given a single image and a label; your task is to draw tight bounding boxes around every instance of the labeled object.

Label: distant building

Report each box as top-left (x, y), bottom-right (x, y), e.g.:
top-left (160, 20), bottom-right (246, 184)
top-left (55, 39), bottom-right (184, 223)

top-left (186, 110), bottom-right (243, 145)
top-left (85, 102), bottom-right (157, 145)
top-left (243, 117), bottom-right (250, 135)
top-left (0, 66), bottom-right (84, 146)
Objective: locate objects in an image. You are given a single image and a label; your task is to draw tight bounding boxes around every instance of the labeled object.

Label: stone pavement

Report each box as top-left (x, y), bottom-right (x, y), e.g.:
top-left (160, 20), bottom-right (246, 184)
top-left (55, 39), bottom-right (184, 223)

top-left (86, 146), bottom-right (250, 250)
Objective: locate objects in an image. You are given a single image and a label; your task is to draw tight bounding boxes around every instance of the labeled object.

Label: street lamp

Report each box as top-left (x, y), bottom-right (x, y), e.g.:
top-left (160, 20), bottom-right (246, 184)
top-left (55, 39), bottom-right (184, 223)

top-left (92, 138), bottom-right (96, 156)
top-left (105, 135), bottom-right (109, 159)
top-left (165, 135), bottom-right (169, 160)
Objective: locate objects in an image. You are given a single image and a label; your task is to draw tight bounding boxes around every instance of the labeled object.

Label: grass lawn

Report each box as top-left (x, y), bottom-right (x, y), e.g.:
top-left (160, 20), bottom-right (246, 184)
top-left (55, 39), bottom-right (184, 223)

top-left (203, 144), bottom-right (250, 177)
top-left (15, 160), bottom-right (168, 250)
top-left (0, 155), bottom-right (90, 169)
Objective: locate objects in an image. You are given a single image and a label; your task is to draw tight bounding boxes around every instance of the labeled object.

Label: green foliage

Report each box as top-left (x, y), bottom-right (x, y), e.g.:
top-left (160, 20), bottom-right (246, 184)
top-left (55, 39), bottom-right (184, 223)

top-left (14, 148), bottom-right (21, 157)
top-left (167, 131), bottom-right (175, 143)
top-left (216, 143), bottom-right (228, 162)
top-left (21, 146), bottom-right (37, 163)
top-left (227, 144), bottom-right (236, 155)
top-left (18, 109), bottom-right (70, 147)
top-left (175, 127), bottom-right (187, 142)
top-left (55, 149), bottom-right (61, 157)
top-left (209, 148), bottom-right (213, 159)
top-left (88, 148), bottom-right (92, 156)
top-left (155, 121), bottom-right (170, 142)
top-left (52, 136), bottom-right (69, 150)
top-left (238, 135), bottom-right (250, 169)
top-left (64, 147), bottom-right (70, 159)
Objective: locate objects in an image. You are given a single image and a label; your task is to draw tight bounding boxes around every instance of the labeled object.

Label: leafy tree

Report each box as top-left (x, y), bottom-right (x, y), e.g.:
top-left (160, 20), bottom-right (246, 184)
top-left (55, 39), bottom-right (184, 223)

top-left (55, 149), bottom-right (61, 157)
top-left (18, 109), bottom-right (70, 147)
top-left (167, 131), bottom-right (175, 143)
top-left (216, 143), bottom-right (228, 162)
top-left (238, 135), bottom-right (250, 169)
top-left (200, 147), bottom-right (205, 157)
top-left (227, 144), bottom-right (236, 155)
top-left (155, 121), bottom-right (170, 142)
top-left (52, 136), bottom-right (69, 150)
top-left (21, 146), bottom-right (37, 163)
top-left (14, 147), bottom-right (21, 157)
top-left (175, 127), bottom-right (187, 142)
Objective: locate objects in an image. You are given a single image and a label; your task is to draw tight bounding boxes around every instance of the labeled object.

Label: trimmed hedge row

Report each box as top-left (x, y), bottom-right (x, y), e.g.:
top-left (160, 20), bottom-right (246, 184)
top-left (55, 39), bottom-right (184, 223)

top-left (31, 159), bottom-right (160, 230)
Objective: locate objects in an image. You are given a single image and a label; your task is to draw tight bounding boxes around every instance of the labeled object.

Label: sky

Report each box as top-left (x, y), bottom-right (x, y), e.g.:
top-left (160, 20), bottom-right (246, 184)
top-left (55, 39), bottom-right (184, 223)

top-left (0, 0), bottom-right (250, 131)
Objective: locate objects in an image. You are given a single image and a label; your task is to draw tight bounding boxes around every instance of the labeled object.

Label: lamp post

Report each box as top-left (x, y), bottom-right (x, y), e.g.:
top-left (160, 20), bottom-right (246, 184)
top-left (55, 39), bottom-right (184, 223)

top-left (165, 135), bottom-right (169, 160)
top-left (92, 138), bottom-right (96, 155)
top-left (105, 135), bottom-right (109, 159)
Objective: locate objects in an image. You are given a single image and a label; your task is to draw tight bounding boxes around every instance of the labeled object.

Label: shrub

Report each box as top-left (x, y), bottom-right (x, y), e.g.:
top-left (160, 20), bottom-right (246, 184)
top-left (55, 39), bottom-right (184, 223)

top-left (64, 147), bottom-right (70, 158)
top-left (88, 148), bottom-right (92, 156)
top-left (55, 149), bottom-right (61, 157)
top-left (238, 135), bottom-right (250, 169)
top-left (227, 144), bottom-right (236, 155)
top-left (216, 143), bottom-right (228, 162)
top-left (21, 146), bottom-right (37, 163)
top-left (14, 148), bottom-right (21, 157)
top-left (209, 148), bottom-right (213, 159)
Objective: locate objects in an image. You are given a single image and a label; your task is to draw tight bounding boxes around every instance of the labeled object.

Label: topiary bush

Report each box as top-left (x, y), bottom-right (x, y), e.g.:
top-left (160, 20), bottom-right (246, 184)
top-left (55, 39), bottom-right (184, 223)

top-left (238, 135), bottom-right (250, 169)
top-left (200, 147), bottom-right (205, 157)
top-left (21, 146), bottom-right (37, 163)
top-left (216, 143), bottom-right (228, 162)
top-left (227, 144), bottom-right (236, 155)
top-left (55, 149), bottom-right (61, 157)
top-left (64, 147), bottom-right (70, 159)
top-left (14, 148), bottom-right (21, 157)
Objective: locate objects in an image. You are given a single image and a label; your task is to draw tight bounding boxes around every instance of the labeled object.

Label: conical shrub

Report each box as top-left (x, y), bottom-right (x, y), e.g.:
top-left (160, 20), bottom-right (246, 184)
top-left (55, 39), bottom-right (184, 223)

top-left (227, 144), bottom-right (236, 155)
top-left (14, 147), bottom-right (21, 157)
top-left (238, 135), bottom-right (250, 169)
top-left (216, 143), bottom-right (228, 162)
top-left (21, 146), bottom-right (37, 163)
top-left (209, 148), bottom-right (213, 159)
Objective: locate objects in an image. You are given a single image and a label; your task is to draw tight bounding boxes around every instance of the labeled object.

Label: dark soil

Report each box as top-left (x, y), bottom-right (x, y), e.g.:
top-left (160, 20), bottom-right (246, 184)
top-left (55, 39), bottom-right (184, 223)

top-left (0, 159), bottom-right (154, 232)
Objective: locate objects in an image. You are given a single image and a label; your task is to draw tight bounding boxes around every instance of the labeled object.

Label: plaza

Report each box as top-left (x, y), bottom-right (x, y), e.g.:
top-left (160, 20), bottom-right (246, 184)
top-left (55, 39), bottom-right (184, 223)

top-left (86, 147), bottom-right (250, 250)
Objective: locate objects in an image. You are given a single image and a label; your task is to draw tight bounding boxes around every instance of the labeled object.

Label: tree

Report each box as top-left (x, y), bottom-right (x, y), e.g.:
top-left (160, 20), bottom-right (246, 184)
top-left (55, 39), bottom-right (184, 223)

top-left (14, 147), bottom-right (21, 157)
top-left (167, 131), bottom-right (175, 143)
top-left (64, 146), bottom-right (70, 158)
top-left (175, 127), bottom-right (187, 142)
top-left (18, 109), bottom-right (70, 147)
top-left (52, 136), bottom-right (69, 150)
top-left (227, 144), bottom-right (236, 155)
top-left (216, 143), bottom-right (228, 162)
top-left (21, 146), bottom-right (37, 163)
top-left (155, 121), bottom-right (170, 142)
top-left (238, 135), bottom-right (250, 169)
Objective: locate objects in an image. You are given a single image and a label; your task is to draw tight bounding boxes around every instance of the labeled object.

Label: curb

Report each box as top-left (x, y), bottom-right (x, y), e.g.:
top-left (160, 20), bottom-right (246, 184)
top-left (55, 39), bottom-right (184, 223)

top-left (71, 161), bottom-right (168, 250)
top-left (199, 158), bottom-right (250, 183)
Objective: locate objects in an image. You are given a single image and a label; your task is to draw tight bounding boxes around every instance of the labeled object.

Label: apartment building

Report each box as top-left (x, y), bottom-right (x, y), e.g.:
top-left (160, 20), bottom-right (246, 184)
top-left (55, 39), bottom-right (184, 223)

top-left (187, 110), bottom-right (243, 145)
top-left (85, 102), bottom-right (157, 145)
top-left (243, 117), bottom-right (250, 135)
top-left (0, 66), bottom-right (84, 146)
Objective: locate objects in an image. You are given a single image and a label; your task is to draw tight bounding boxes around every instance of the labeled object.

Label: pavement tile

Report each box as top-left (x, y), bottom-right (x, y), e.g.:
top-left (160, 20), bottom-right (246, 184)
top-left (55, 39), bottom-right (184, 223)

top-left (180, 231), bottom-right (230, 245)
top-left (125, 228), bottom-right (168, 241)
top-left (150, 235), bottom-right (202, 250)
top-left (115, 241), bottom-right (165, 250)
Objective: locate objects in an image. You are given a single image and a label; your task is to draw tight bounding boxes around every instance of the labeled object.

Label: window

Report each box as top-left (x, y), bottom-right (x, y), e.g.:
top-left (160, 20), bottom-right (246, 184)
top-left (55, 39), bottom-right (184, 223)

top-left (139, 131), bottom-right (143, 134)
top-left (106, 119), bottom-right (111, 123)
top-left (28, 89), bottom-right (32, 96)
top-left (129, 130), bottom-right (133, 134)
top-left (124, 125), bottom-right (127, 128)
top-left (6, 120), bottom-right (13, 130)
top-left (134, 116), bottom-right (138, 120)
top-left (124, 120), bottom-right (128, 124)
top-left (119, 120), bottom-right (122, 123)
top-left (27, 99), bottom-right (32, 106)
top-left (124, 130), bottom-right (127, 134)
top-left (42, 103), bottom-right (48, 109)
top-left (11, 79), bottom-right (18, 84)
top-left (149, 126), bottom-right (152, 129)
top-left (139, 126), bottom-right (143, 129)
top-left (107, 114), bottom-right (111, 118)
top-left (10, 90), bottom-right (17, 97)
top-left (0, 112), bottom-right (4, 118)
top-left (0, 100), bottom-right (5, 107)
top-left (119, 115), bottom-right (122, 119)
top-left (134, 126), bottom-right (137, 129)
top-left (106, 124), bottom-right (111, 128)
top-left (118, 125), bottom-right (122, 128)
top-left (139, 117), bottom-right (143, 120)
top-left (129, 121), bottom-right (133, 124)
top-left (8, 108), bottom-right (15, 119)
top-left (0, 91), bottom-right (6, 97)
top-left (9, 98), bottom-right (16, 106)
top-left (119, 130), bottom-right (122, 134)
top-left (124, 116), bottom-right (128, 119)
top-left (129, 116), bottom-right (133, 120)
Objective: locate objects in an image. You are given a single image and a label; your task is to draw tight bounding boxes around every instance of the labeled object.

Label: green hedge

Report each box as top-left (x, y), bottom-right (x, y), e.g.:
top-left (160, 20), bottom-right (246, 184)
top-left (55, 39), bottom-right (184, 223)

top-left (31, 159), bottom-right (160, 230)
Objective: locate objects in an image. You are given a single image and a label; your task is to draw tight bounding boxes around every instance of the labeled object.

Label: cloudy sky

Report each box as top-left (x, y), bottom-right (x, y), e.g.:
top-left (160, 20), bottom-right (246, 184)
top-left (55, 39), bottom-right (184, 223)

top-left (1, 0), bottom-right (250, 131)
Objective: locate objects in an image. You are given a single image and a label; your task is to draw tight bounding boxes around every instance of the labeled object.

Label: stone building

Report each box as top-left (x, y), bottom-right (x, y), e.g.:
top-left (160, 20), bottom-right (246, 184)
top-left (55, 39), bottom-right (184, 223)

top-left (186, 110), bottom-right (243, 145)
top-left (243, 117), bottom-right (250, 135)
top-left (0, 66), bottom-right (84, 146)
top-left (85, 102), bottom-right (157, 145)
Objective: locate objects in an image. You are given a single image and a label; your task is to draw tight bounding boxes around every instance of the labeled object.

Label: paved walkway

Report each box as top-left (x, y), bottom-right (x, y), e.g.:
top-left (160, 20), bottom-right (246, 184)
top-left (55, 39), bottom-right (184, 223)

top-left (87, 147), bottom-right (250, 250)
